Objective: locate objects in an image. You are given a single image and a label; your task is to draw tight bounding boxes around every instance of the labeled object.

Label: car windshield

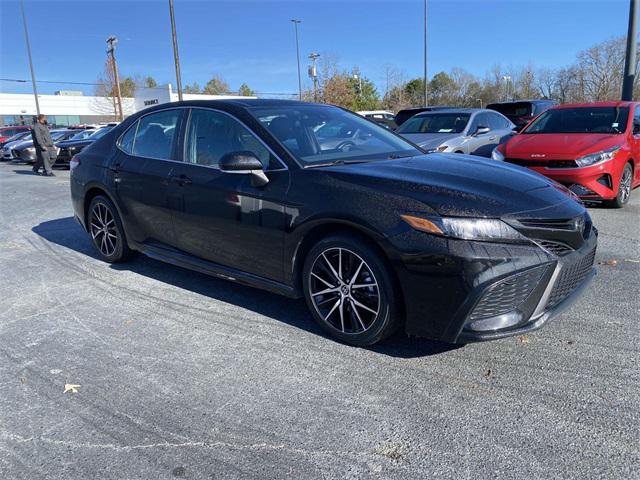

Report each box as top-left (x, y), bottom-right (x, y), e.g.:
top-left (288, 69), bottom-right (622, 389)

top-left (249, 105), bottom-right (421, 166)
top-left (51, 131), bottom-right (69, 140)
top-left (397, 113), bottom-right (470, 134)
top-left (488, 102), bottom-right (533, 117)
top-left (90, 126), bottom-right (113, 140)
top-left (524, 107), bottom-right (629, 134)
top-left (7, 132), bottom-right (29, 142)
top-left (70, 130), bottom-right (96, 140)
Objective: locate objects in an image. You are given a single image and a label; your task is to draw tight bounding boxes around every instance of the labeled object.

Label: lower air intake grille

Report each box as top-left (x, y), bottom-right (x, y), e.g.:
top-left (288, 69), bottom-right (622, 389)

top-left (536, 240), bottom-right (574, 256)
top-left (547, 247), bottom-right (596, 308)
top-left (469, 266), bottom-right (547, 321)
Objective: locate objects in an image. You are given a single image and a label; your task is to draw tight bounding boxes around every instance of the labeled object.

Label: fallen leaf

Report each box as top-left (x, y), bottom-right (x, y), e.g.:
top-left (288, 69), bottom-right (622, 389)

top-left (484, 369), bottom-right (493, 379)
top-left (517, 335), bottom-right (530, 344)
top-left (125, 320), bottom-right (134, 326)
top-left (63, 384), bottom-right (81, 394)
top-left (598, 259), bottom-right (618, 266)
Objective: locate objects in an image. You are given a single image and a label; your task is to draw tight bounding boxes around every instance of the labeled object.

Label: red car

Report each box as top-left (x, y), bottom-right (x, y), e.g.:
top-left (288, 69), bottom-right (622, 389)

top-left (0, 125), bottom-right (30, 144)
top-left (492, 101), bottom-right (639, 208)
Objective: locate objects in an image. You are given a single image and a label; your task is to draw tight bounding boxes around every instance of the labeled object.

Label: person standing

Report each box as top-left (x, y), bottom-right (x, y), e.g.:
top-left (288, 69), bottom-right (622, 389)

top-left (32, 114), bottom-right (55, 176)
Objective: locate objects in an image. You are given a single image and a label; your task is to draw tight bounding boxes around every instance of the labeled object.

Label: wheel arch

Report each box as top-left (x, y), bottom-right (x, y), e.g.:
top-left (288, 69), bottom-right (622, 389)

top-left (289, 219), bottom-right (405, 316)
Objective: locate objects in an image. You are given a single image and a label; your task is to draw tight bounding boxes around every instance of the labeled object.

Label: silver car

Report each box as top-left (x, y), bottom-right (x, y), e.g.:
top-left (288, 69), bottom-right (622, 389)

top-left (397, 108), bottom-right (515, 157)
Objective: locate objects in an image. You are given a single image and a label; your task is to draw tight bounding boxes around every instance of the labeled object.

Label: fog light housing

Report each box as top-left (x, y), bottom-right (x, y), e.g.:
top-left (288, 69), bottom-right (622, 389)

top-left (568, 184), bottom-right (596, 196)
top-left (465, 311), bottom-right (523, 332)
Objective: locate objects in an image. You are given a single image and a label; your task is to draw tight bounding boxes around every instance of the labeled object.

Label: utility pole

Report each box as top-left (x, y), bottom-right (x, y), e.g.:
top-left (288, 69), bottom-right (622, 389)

top-left (291, 19), bottom-right (302, 100)
top-left (308, 52), bottom-right (320, 102)
top-left (423, 0), bottom-right (428, 107)
top-left (19, 0), bottom-right (40, 117)
top-left (106, 36), bottom-right (124, 121)
top-left (622, 0), bottom-right (638, 100)
top-left (168, 0), bottom-right (183, 101)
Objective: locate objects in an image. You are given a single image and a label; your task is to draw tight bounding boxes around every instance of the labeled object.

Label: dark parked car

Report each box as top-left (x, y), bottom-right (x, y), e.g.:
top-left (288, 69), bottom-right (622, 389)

top-left (394, 106), bottom-right (455, 127)
top-left (55, 126), bottom-right (115, 167)
top-left (486, 100), bottom-right (556, 131)
top-left (70, 100), bottom-right (596, 346)
top-left (11, 129), bottom-right (80, 164)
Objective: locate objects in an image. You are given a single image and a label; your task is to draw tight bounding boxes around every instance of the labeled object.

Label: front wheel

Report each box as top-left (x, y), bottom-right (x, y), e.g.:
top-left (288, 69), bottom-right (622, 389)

top-left (605, 163), bottom-right (633, 208)
top-left (88, 195), bottom-right (133, 263)
top-left (302, 234), bottom-right (401, 346)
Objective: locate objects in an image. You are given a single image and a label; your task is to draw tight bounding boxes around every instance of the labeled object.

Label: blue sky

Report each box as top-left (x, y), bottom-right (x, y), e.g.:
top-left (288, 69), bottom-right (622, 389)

top-left (0, 0), bottom-right (632, 97)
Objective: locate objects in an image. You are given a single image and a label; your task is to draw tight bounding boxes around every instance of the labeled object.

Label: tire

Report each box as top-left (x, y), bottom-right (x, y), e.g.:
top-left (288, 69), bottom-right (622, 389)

top-left (302, 233), bottom-right (401, 346)
top-left (605, 163), bottom-right (633, 208)
top-left (87, 195), bottom-right (133, 263)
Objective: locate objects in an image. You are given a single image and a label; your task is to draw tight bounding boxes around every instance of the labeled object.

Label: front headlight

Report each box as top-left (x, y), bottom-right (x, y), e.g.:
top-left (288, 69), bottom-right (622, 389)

top-left (425, 145), bottom-right (448, 153)
top-left (401, 215), bottom-right (528, 243)
top-left (575, 146), bottom-right (620, 167)
top-left (491, 147), bottom-right (505, 161)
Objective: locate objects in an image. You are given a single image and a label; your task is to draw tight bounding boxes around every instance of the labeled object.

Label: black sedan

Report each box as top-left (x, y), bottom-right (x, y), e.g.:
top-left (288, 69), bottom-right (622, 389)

top-left (55, 126), bottom-right (114, 167)
top-left (69, 99), bottom-right (596, 346)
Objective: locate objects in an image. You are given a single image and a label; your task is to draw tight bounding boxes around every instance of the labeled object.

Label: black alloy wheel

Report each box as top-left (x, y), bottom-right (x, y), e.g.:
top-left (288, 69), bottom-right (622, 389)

top-left (88, 195), bottom-right (132, 262)
top-left (303, 234), bottom-right (400, 346)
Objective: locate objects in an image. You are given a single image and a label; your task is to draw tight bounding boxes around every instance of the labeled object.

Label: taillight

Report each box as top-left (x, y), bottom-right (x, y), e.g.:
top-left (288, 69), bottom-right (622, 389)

top-left (70, 155), bottom-right (80, 171)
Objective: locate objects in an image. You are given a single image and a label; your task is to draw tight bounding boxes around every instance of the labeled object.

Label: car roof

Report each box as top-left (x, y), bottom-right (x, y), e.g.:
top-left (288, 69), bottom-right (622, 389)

top-left (413, 108), bottom-right (484, 117)
top-left (487, 99), bottom-right (555, 105)
top-left (550, 101), bottom-right (638, 109)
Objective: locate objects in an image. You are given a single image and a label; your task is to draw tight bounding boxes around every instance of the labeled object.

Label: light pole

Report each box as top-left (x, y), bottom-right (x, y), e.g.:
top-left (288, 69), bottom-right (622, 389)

top-left (291, 19), bottom-right (302, 101)
top-left (308, 52), bottom-right (320, 102)
top-left (106, 36), bottom-right (124, 121)
top-left (423, 0), bottom-right (428, 107)
top-left (622, 0), bottom-right (638, 100)
top-left (476, 98), bottom-right (482, 109)
top-left (168, 0), bottom-right (183, 101)
top-left (19, 0), bottom-right (40, 117)
top-left (502, 75), bottom-right (512, 101)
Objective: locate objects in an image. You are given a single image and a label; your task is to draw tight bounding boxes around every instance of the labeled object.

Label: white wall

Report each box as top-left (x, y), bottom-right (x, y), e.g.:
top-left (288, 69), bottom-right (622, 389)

top-left (0, 92), bottom-right (135, 116)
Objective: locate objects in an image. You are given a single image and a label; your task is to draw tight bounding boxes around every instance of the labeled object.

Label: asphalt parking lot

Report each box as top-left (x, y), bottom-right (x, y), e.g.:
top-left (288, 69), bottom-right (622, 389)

top-left (0, 162), bottom-right (638, 479)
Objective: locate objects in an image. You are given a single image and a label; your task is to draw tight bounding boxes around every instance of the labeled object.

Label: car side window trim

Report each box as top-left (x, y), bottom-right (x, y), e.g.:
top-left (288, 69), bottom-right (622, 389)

top-left (182, 107), bottom-right (288, 172)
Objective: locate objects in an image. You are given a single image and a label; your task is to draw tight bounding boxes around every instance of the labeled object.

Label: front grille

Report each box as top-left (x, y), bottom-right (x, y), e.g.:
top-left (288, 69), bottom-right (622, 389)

top-left (547, 247), bottom-right (596, 308)
top-left (469, 266), bottom-right (548, 321)
top-left (536, 240), bottom-right (574, 256)
top-left (505, 158), bottom-right (578, 168)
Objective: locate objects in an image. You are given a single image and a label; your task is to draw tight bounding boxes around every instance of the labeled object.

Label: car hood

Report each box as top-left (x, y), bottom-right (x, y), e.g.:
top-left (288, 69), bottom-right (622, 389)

top-left (12, 140), bottom-right (34, 150)
top-left (400, 133), bottom-right (459, 150)
top-left (505, 133), bottom-right (624, 159)
top-left (322, 154), bottom-right (583, 219)
top-left (3, 139), bottom-right (27, 149)
top-left (56, 139), bottom-right (95, 148)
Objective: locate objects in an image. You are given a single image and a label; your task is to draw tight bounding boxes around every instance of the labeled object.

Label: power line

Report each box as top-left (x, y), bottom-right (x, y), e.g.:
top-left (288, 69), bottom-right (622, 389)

top-left (0, 78), bottom-right (297, 97)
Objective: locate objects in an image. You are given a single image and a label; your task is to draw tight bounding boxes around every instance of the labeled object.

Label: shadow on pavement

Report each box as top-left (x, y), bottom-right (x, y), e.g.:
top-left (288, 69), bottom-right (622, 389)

top-left (32, 216), bottom-right (461, 358)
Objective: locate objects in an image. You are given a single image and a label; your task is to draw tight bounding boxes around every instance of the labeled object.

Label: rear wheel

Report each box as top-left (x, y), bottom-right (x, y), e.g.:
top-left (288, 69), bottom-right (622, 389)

top-left (605, 163), bottom-right (633, 208)
top-left (302, 234), bottom-right (401, 346)
top-left (88, 195), bottom-right (133, 263)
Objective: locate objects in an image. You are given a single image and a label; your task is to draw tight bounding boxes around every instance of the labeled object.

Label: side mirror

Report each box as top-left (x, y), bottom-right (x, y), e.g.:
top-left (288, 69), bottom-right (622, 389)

top-left (633, 121), bottom-right (640, 135)
top-left (219, 151), bottom-right (269, 187)
top-left (473, 126), bottom-right (490, 136)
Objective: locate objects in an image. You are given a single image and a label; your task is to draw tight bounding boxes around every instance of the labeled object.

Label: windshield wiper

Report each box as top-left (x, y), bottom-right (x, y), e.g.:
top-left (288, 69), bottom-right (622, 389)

top-left (305, 159), bottom-right (370, 168)
top-left (387, 153), bottom-right (415, 159)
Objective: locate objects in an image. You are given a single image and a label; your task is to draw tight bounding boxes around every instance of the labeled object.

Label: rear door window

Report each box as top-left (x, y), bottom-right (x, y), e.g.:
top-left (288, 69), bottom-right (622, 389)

top-left (131, 109), bottom-right (181, 160)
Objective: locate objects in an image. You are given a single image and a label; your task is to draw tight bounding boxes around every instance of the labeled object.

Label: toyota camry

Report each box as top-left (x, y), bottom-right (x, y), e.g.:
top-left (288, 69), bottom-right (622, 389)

top-left (69, 100), bottom-right (597, 346)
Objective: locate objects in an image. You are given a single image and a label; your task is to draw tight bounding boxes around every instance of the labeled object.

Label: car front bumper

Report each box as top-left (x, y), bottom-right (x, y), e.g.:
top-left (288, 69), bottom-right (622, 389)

top-left (506, 158), bottom-right (626, 201)
top-left (386, 227), bottom-right (597, 343)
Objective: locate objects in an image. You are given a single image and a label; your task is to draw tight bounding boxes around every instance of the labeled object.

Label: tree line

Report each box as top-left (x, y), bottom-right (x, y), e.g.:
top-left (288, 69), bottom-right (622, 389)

top-left (96, 35), bottom-right (637, 118)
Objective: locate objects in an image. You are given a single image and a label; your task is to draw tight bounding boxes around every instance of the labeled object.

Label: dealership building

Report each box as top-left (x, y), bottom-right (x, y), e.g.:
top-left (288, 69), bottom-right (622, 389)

top-left (0, 84), bottom-right (250, 127)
